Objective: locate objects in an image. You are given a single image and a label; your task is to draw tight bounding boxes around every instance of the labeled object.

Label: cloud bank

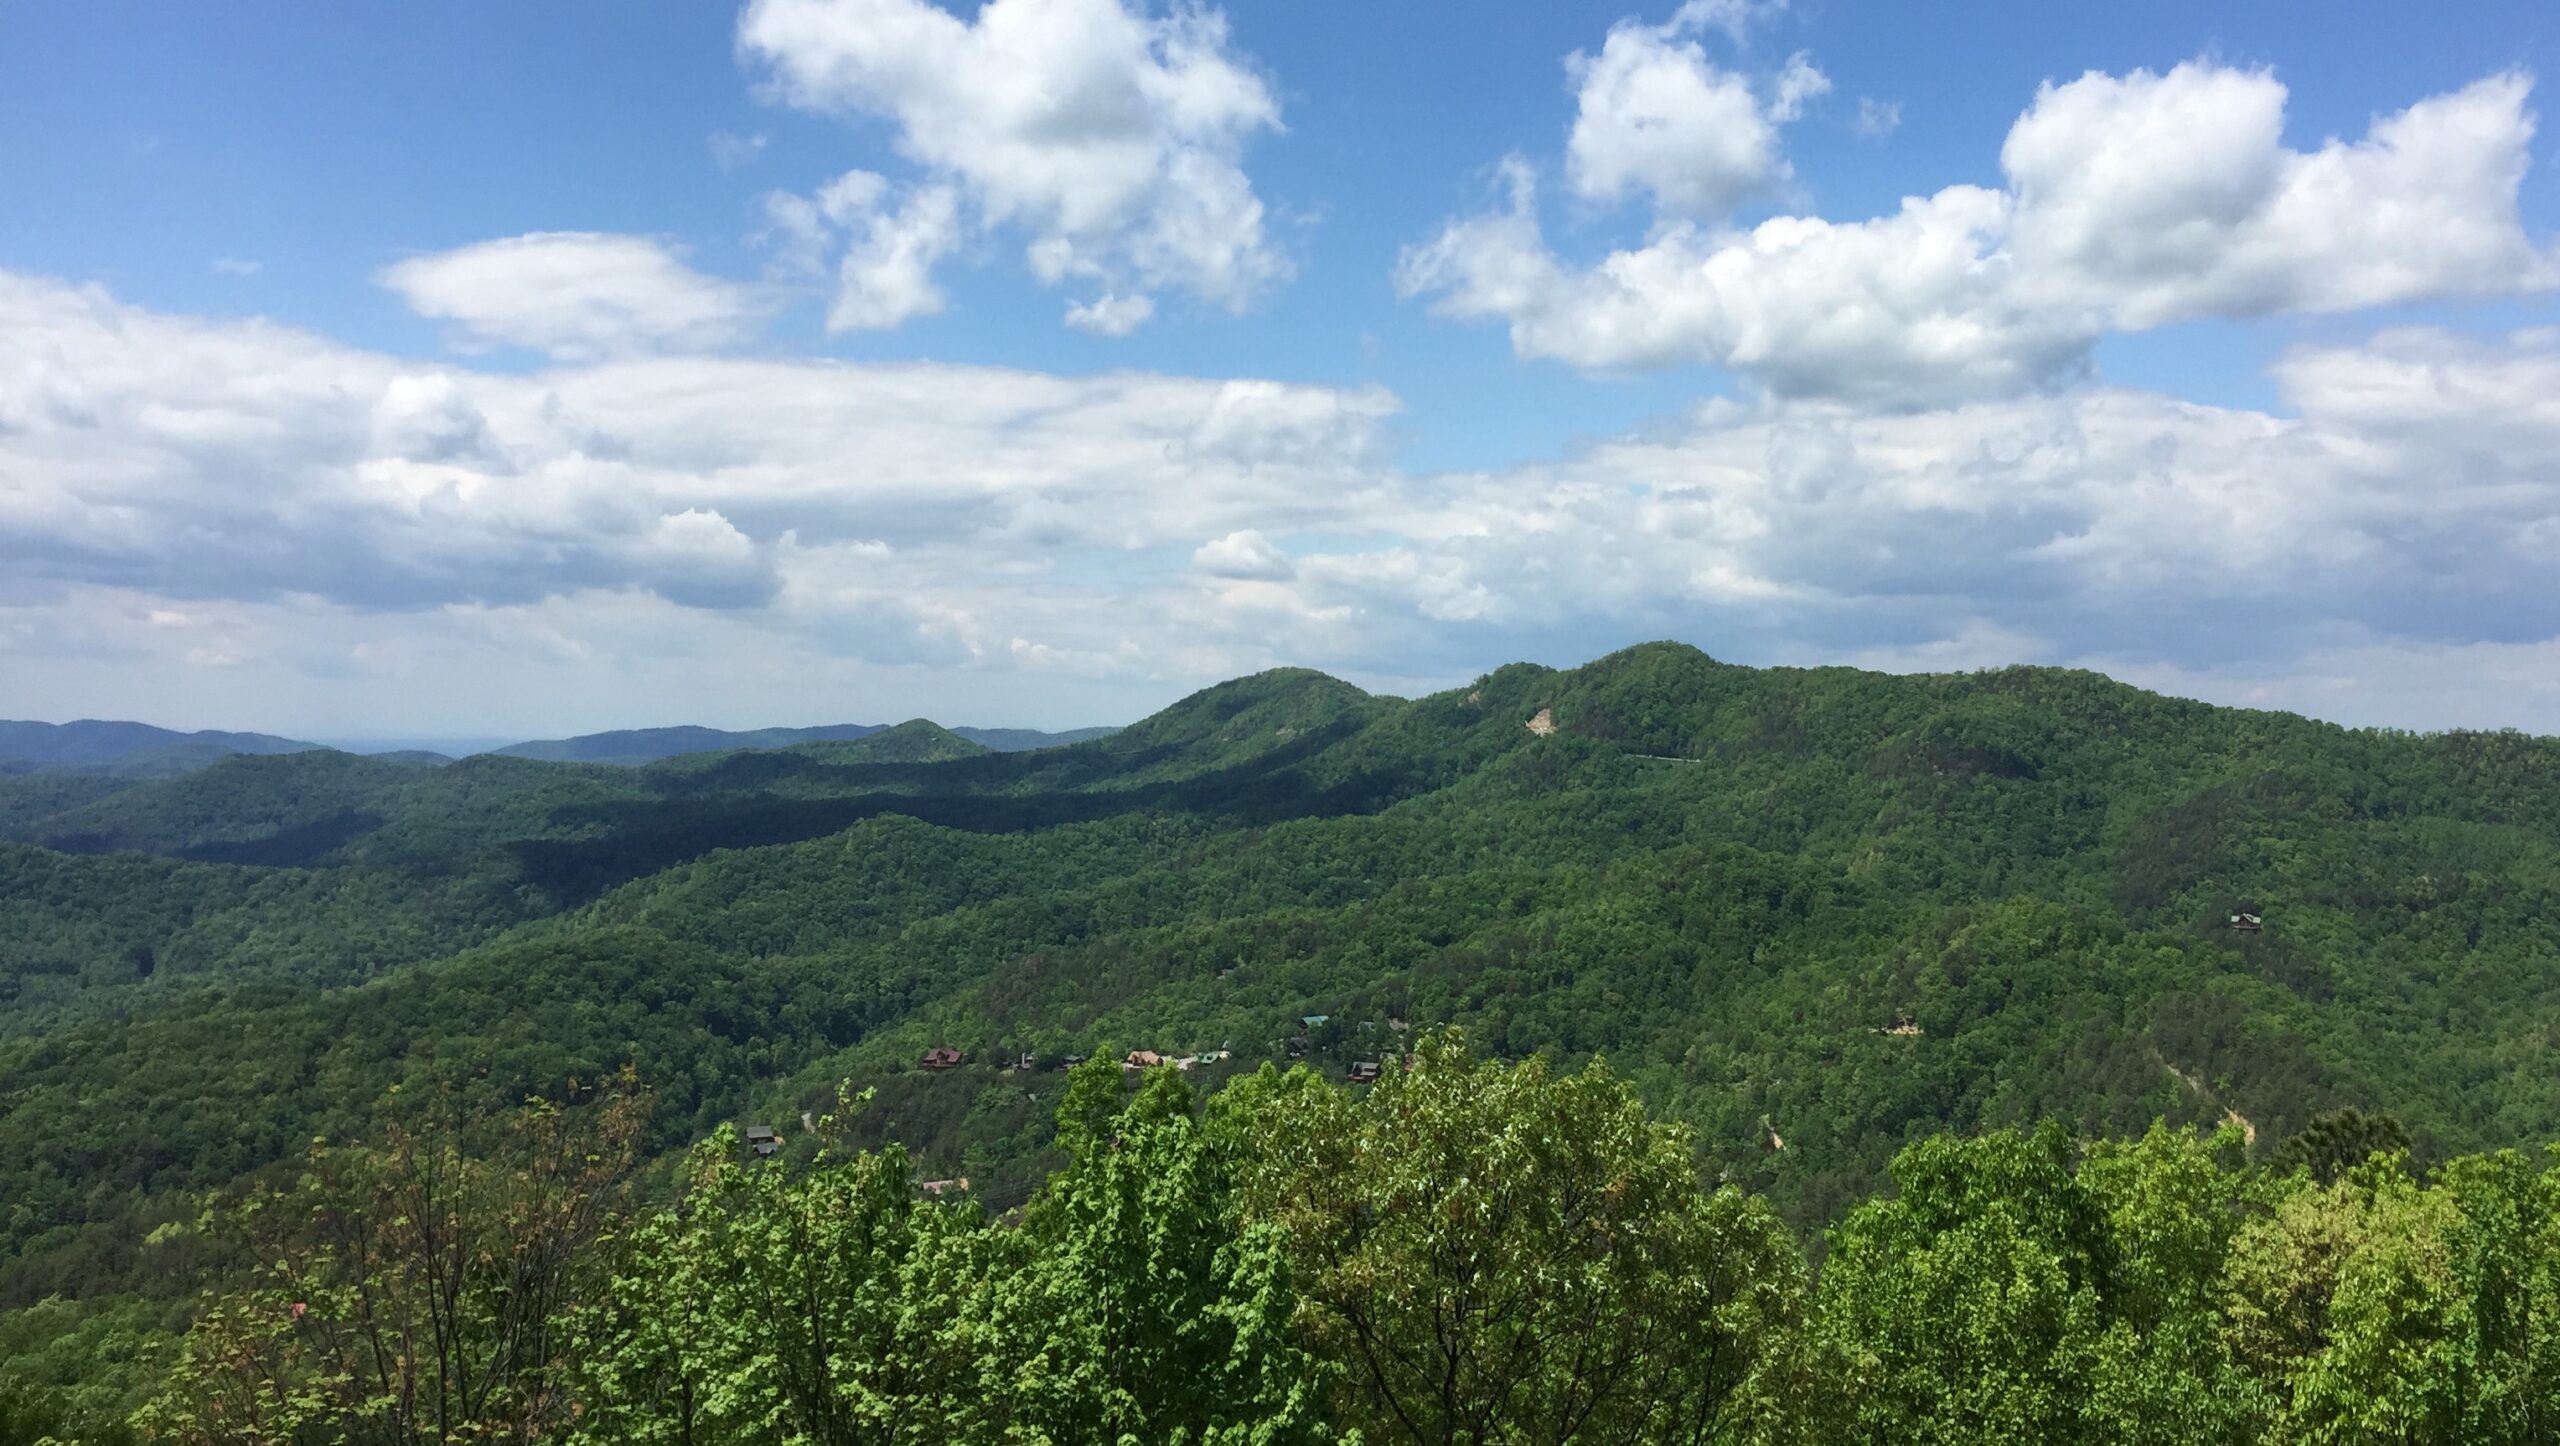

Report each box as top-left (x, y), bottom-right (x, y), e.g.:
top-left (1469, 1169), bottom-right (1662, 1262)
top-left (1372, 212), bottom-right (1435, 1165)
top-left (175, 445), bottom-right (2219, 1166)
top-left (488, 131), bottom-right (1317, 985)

top-left (1403, 62), bottom-right (2554, 406)
top-left (13, 264), bottom-right (2560, 731)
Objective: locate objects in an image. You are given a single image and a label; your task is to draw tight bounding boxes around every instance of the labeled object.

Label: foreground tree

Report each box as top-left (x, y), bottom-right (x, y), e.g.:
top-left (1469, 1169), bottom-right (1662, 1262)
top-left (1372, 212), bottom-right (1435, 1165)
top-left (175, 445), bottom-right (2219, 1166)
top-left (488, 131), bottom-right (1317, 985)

top-left (1004, 1057), bottom-right (1336, 1443)
top-left (1221, 1033), bottom-right (1802, 1445)
top-left (568, 1064), bottom-right (1332, 1444)
top-left (1802, 1123), bottom-right (2269, 1445)
top-left (136, 1075), bottom-right (648, 1446)
top-left (2224, 1148), bottom-right (2560, 1444)
top-left (563, 1118), bottom-right (1004, 1444)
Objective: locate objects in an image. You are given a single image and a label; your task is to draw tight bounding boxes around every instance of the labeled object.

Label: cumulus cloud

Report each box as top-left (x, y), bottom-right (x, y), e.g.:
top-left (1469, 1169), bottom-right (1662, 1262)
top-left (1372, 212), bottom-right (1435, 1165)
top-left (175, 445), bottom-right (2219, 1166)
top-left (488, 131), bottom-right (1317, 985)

top-left (1065, 291), bottom-right (1155, 336)
top-left (378, 232), bottom-right (766, 360)
top-left (1563, 3), bottom-right (1826, 218)
top-left (765, 170), bottom-right (968, 330)
top-left (1852, 96), bottom-right (1899, 138)
top-left (1192, 528), bottom-right (1294, 580)
top-left (737, 0), bottom-right (1288, 333)
top-left (1403, 63), bottom-right (2556, 406)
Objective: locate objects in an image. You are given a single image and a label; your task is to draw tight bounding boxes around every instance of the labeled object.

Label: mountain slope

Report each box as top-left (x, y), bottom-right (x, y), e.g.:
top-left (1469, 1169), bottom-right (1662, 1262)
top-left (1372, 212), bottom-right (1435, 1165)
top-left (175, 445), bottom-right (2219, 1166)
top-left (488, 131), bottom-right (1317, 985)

top-left (7, 642), bottom-right (2560, 1299)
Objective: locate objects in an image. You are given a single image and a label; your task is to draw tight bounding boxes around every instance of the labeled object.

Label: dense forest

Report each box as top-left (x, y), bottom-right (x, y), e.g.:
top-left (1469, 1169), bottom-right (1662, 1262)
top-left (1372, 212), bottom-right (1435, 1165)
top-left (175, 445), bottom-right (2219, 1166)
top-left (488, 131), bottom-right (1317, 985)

top-left (5, 641), bottom-right (2560, 1438)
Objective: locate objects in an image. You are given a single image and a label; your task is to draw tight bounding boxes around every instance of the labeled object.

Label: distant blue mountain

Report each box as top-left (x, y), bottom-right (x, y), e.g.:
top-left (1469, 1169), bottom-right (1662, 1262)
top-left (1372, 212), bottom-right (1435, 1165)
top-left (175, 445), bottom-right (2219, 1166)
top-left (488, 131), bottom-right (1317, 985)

top-left (0, 716), bottom-right (1117, 779)
top-left (485, 722), bottom-right (1116, 765)
top-left (0, 719), bottom-right (325, 777)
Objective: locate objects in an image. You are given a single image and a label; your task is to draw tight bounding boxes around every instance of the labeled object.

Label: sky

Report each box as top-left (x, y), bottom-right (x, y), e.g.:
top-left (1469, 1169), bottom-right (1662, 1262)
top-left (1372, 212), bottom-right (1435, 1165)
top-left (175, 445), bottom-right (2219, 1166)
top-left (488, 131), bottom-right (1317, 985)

top-left (3, 0), bottom-right (2559, 738)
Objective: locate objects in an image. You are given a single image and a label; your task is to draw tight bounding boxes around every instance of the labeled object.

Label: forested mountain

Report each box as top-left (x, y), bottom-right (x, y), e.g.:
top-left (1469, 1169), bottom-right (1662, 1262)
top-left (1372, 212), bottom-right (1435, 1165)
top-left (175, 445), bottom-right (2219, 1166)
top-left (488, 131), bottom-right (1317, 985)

top-left (488, 718), bottom-right (1116, 764)
top-left (0, 714), bottom-right (1110, 782)
top-left (6, 641), bottom-right (2560, 1438)
top-left (0, 720), bottom-right (322, 777)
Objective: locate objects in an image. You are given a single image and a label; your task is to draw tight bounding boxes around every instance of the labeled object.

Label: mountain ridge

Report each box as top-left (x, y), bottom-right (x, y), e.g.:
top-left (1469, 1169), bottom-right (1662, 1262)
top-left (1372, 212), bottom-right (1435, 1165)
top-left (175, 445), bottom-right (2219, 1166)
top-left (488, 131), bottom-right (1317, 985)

top-left (8, 641), bottom-right (2560, 1311)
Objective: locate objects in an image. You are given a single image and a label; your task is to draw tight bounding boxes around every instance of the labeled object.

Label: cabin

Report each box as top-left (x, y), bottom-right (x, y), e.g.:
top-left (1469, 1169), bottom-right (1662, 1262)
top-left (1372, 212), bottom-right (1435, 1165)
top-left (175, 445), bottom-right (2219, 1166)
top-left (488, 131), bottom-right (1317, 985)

top-left (1059, 1054), bottom-right (1088, 1070)
top-left (1125, 1049), bottom-right (1168, 1071)
top-left (1301, 1014), bottom-right (1330, 1030)
top-left (1006, 1051), bottom-right (1036, 1072)
top-left (918, 1177), bottom-right (970, 1198)
top-left (1348, 1058), bottom-right (1383, 1084)
top-left (743, 1125), bottom-right (780, 1158)
top-left (1284, 1037), bottom-right (1308, 1058)
top-left (2229, 912), bottom-right (2264, 933)
top-left (920, 1047), bottom-right (965, 1071)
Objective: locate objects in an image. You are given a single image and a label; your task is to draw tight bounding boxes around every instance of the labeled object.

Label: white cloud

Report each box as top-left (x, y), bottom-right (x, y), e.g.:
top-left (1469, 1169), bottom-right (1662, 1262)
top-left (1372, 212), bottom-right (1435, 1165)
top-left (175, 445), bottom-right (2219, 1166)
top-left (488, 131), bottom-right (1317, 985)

top-left (771, 171), bottom-right (969, 331)
top-left (378, 232), bottom-right (765, 360)
top-left (1852, 96), bottom-right (1899, 138)
top-left (1065, 291), bottom-right (1155, 336)
top-left (1564, 9), bottom-right (1822, 218)
top-left (210, 256), bottom-right (262, 276)
top-left (737, 0), bottom-right (1288, 332)
top-left (2003, 66), bottom-right (2550, 324)
top-left (0, 267), bottom-right (1392, 626)
top-left (1192, 527), bottom-right (1293, 580)
top-left (1766, 51), bottom-right (1830, 123)
top-left (1404, 63), bottom-right (2556, 406)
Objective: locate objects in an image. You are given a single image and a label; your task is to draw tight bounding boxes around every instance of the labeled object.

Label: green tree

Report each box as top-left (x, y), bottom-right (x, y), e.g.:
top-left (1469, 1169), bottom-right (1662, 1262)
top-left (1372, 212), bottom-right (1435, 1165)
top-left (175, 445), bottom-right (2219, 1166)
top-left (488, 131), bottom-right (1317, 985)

top-left (1804, 1126), bottom-right (2110, 1444)
top-left (563, 1108), bottom-right (1004, 1445)
top-left (2272, 1108), bottom-right (2413, 1187)
top-left (136, 1077), bottom-right (648, 1446)
top-left (2223, 1149), bottom-right (2560, 1444)
top-left (1005, 1057), bottom-right (1336, 1443)
top-left (1222, 1034), bottom-right (1802, 1444)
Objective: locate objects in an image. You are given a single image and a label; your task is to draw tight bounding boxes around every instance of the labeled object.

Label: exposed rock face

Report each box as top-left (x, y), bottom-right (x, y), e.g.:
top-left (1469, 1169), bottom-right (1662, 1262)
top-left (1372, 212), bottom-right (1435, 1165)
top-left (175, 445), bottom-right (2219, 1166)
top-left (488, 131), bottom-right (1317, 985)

top-left (1525, 708), bottom-right (1556, 736)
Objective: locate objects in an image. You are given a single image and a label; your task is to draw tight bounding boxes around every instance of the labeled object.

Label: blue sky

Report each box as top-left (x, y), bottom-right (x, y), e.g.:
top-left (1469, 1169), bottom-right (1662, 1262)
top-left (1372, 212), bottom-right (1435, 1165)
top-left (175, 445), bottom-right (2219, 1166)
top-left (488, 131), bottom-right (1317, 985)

top-left (3, 0), bottom-right (2559, 737)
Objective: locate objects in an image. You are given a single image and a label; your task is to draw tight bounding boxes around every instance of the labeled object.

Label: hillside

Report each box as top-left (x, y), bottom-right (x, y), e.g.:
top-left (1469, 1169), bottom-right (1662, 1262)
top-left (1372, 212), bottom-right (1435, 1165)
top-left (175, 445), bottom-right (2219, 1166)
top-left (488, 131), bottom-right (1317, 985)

top-left (4, 641), bottom-right (2560, 1309)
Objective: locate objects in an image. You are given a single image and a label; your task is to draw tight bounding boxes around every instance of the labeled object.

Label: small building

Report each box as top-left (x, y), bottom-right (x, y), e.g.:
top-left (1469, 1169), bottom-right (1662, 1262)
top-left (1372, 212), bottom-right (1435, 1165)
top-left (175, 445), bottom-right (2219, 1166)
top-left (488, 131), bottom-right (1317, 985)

top-left (1006, 1051), bottom-right (1036, 1072)
top-left (1301, 1014), bottom-right (1331, 1030)
top-left (1060, 1054), bottom-right (1088, 1070)
top-left (1125, 1049), bottom-right (1167, 1070)
top-left (1284, 1037), bottom-right (1308, 1058)
top-left (744, 1125), bottom-right (780, 1158)
top-left (1348, 1058), bottom-right (1383, 1084)
top-left (920, 1047), bottom-right (965, 1071)
top-left (2229, 912), bottom-right (2264, 933)
top-left (919, 1177), bottom-right (971, 1198)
